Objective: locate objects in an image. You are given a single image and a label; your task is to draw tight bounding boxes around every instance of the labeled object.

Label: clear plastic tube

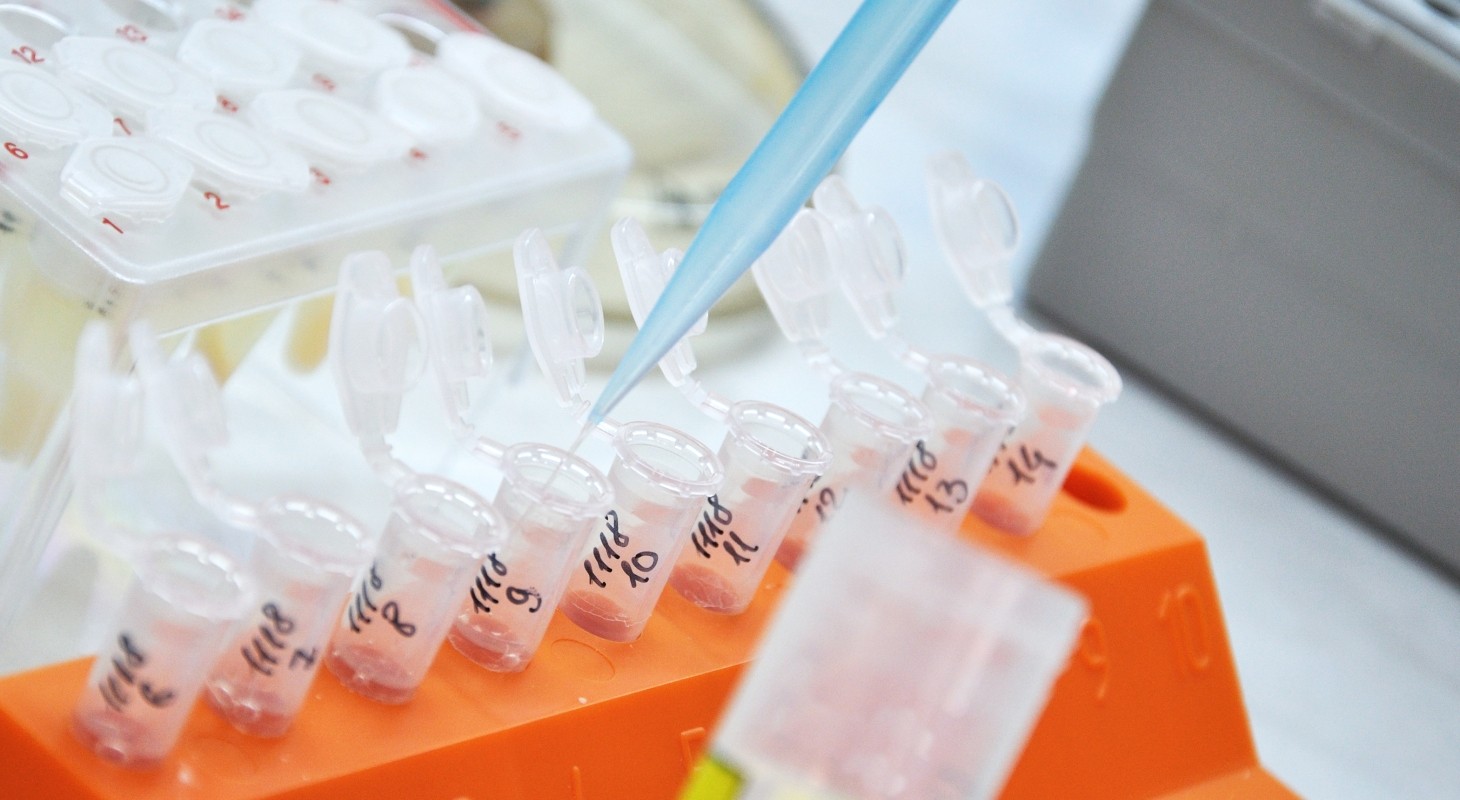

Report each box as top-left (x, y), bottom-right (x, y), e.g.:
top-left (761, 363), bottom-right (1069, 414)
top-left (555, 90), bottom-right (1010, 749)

top-left (973, 333), bottom-right (1121, 535)
top-left (71, 537), bottom-right (251, 768)
top-left (205, 497), bottom-right (372, 736)
top-left (702, 492), bottom-right (1088, 800)
top-left (447, 443), bottom-right (612, 671)
top-left (508, 230), bottom-right (725, 641)
top-left (777, 372), bottom-right (930, 571)
top-left (325, 475), bottom-right (503, 704)
top-left (559, 422), bottom-right (723, 642)
top-left (891, 356), bottom-right (1025, 534)
top-left (670, 401), bottom-right (832, 614)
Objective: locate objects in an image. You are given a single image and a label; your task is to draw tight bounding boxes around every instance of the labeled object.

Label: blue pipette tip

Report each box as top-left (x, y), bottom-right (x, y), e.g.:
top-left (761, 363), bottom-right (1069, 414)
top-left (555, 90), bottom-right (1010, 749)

top-left (592, 0), bottom-right (959, 422)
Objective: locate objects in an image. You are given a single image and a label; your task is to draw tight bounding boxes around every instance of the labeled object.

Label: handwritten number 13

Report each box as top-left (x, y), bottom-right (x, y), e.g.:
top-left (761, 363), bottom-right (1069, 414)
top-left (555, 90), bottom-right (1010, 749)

top-left (925, 479), bottom-right (969, 514)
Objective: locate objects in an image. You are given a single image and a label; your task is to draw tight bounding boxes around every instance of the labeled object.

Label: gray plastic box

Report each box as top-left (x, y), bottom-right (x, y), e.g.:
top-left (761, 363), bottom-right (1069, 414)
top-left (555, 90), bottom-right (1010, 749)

top-left (1028, 0), bottom-right (1460, 572)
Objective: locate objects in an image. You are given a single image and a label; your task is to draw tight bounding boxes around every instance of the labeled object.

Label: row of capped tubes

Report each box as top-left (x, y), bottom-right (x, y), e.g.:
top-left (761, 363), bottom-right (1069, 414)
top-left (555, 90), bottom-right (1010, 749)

top-left (0, 1), bottom-right (593, 224)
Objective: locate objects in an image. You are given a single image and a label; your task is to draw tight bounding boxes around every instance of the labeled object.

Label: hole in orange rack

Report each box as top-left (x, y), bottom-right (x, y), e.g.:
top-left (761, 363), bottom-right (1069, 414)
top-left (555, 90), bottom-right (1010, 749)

top-left (1061, 464), bottom-right (1127, 513)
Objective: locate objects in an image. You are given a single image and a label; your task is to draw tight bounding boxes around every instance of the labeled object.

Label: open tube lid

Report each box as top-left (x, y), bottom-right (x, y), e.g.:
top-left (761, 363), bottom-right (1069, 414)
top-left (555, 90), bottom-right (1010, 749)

top-left (811, 175), bottom-right (907, 339)
top-left (927, 151), bottom-right (1020, 310)
top-left (127, 321), bottom-right (229, 486)
top-left (329, 251), bottom-right (427, 444)
top-left (750, 208), bottom-right (840, 346)
top-left (71, 322), bottom-right (145, 487)
top-left (71, 322), bottom-right (253, 557)
top-left (513, 228), bottom-right (604, 410)
top-left (610, 217), bottom-right (705, 387)
top-left (409, 245), bottom-right (494, 424)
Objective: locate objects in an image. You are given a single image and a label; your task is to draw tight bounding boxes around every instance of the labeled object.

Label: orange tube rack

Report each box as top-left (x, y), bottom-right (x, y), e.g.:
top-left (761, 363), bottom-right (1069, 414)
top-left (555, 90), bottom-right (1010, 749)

top-left (0, 450), bottom-right (1296, 799)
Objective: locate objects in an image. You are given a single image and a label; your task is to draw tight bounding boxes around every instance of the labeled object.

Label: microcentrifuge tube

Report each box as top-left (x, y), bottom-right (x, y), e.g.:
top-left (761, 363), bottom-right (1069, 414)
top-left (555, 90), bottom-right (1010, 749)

top-left (973, 332), bottom-right (1121, 535)
top-left (509, 228), bottom-right (724, 642)
top-left (447, 443), bottom-right (612, 671)
top-left (670, 401), bottom-right (831, 615)
top-left (892, 356), bottom-right (1025, 533)
top-left (326, 475), bottom-right (503, 704)
top-left (748, 211), bottom-right (935, 569)
top-left (923, 156), bottom-right (1125, 535)
top-left (72, 537), bottom-right (251, 768)
top-left (206, 497), bottom-right (371, 736)
top-left (697, 492), bottom-right (1087, 800)
top-left (559, 422), bottom-right (723, 642)
top-left (777, 372), bottom-right (930, 571)
top-left (611, 219), bottom-right (834, 613)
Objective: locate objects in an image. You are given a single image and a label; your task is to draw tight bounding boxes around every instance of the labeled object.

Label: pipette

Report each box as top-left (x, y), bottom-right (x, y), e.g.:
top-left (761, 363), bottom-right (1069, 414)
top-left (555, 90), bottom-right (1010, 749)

top-left (613, 219), bottom-right (832, 615)
top-left (511, 230), bottom-right (724, 642)
top-left (924, 152), bottom-right (1122, 534)
top-left (589, 0), bottom-right (961, 425)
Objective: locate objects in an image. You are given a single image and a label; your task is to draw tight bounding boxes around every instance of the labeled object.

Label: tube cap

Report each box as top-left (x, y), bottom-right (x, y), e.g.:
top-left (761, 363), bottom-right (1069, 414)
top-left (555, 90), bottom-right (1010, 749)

top-left (374, 65), bottom-right (480, 145)
top-left (329, 251), bottom-right (426, 440)
top-left (409, 244), bottom-right (492, 419)
top-left (253, 0), bottom-right (410, 78)
top-left (71, 322), bottom-right (144, 480)
top-left (926, 151), bottom-right (1019, 309)
top-left (0, 60), bottom-right (112, 147)
top-left (513, 228), bottom-right (603, 408)
top-left (610, 217), bottom-right (704, 387)
top-left (54, 36), bottom-right (215, 120)
top-left (128, 320), bottom-right (229, 481)
top-left (750, 208), bottom-right (839, 346)
top-left (176, 19), bottom-right (300, 96)
top-left (437, 32), bottom-right (594, 131)
top-left (249, 89), bottom-right (410, 172)
top-left (148, 106), bottom-right (309, 198)
top-left (59, 136), bottom-right (193, 222)
top-left (811, 175), bottom-right (906, 339)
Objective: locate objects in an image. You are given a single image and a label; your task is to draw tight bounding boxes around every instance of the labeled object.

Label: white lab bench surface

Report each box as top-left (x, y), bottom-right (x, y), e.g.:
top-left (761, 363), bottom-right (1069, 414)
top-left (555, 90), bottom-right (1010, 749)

top-left (755, 1), bottom-right (1460, 798)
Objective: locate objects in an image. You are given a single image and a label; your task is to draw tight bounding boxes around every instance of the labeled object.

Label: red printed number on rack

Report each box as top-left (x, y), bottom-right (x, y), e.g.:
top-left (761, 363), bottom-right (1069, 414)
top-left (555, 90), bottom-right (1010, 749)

top-left (204, 191), bottom-right (230, 211)
top-left (10, 46), bottom-right (43, 64)
top-left (4, 143), bottom-right (27, 160)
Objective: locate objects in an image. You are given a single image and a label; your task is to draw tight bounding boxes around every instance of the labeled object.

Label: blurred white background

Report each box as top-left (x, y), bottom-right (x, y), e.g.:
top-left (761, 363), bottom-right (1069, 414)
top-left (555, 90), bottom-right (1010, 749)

top-left (752, 1), bottom-right (1460, 798)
